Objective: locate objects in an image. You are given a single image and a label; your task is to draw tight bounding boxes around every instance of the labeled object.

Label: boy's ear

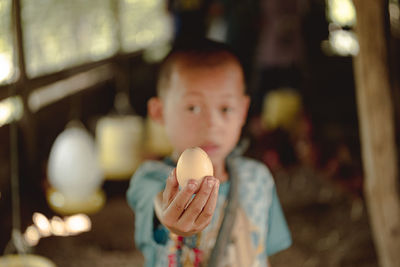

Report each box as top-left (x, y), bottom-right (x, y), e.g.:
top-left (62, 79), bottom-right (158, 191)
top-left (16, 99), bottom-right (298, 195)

top-left (148, 97), bottom-right (164, 124)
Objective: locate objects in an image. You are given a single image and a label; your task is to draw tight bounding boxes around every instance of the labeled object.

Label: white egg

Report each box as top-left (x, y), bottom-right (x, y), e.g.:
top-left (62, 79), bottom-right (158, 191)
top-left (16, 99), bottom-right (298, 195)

top-left (176, 147), bottom-right (214, 188)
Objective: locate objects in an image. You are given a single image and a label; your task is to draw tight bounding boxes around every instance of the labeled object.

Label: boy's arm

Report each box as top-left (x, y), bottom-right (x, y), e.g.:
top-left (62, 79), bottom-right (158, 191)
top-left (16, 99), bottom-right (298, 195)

top-left (154, 191), bottom-right (163, 221)
top-left (266, 186), bottom-right (292, 256)
top-left (126, 163), bottom-right (168, 265)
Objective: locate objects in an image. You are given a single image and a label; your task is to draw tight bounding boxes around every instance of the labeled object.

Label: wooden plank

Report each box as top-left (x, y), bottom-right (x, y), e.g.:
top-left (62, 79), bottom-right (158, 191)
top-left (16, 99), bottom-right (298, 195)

top-left (352, 0), bottom-right (400, 266)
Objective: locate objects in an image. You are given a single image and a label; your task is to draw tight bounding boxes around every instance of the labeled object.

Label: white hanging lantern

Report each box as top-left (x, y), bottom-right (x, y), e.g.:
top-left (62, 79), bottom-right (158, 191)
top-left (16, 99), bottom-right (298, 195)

top-left (0, 254), bottom-right (56, 267)
top-left (261, 88), bottom-right (303, 131)
top-left (47, 124), bottom-right (104, 202)
top-left (96, 115), bottom-right (144, 180)
top-left (46, 187), bottom-right (105, 215)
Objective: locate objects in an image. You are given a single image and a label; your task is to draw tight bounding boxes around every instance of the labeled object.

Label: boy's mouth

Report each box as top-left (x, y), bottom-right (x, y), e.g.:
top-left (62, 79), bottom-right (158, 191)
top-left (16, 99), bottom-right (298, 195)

top-left (200, 144), bottom-right (219, 155)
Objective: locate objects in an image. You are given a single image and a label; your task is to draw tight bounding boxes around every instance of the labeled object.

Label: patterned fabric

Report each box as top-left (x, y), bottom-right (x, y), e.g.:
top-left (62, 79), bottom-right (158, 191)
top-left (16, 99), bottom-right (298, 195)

top-left (126, 156), bottom-right (292, 267)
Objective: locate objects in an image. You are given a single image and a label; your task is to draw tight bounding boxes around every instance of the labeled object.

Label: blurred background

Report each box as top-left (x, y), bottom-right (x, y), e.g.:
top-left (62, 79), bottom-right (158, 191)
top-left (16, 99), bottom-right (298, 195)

top-left (1, 0), bottom-right (400, 266)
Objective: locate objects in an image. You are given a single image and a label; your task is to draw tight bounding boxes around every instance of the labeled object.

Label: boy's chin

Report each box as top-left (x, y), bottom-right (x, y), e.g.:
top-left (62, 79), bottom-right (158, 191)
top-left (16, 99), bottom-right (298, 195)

top-left (208, 153), bottom-right (228, 166)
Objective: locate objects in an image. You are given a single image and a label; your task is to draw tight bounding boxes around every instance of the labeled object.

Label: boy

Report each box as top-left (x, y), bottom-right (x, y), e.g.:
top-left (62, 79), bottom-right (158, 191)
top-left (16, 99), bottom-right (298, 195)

top-left (126, 39), bottom-right (292, 267)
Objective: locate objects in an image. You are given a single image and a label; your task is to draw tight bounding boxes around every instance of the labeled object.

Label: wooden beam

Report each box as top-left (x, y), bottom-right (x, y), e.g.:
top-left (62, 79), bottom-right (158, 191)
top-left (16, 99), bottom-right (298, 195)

top-left (12, 0), bottom-right (26, 84)
top-left (352, 0), bottom-right (400, 266)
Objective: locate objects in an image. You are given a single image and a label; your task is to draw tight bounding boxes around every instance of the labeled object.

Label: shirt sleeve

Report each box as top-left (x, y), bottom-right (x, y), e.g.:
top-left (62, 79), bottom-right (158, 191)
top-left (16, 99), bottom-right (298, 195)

top-left (266, 186), bottom-right (292, 256)
top-left (126, 162), bottom-right (170, 267)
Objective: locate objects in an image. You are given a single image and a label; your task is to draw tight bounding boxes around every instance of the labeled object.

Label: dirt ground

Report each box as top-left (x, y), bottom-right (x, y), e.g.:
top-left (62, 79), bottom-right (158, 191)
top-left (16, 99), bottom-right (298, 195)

top-left (30, 163), bottom-right (378, 267)
top-left (268, 166), bottom-right (377, 267)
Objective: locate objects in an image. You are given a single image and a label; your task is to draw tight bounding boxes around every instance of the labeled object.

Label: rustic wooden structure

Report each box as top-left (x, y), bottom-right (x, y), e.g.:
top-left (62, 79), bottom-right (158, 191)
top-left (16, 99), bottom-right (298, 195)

top-left (353, 0), bottom-right (400, 266)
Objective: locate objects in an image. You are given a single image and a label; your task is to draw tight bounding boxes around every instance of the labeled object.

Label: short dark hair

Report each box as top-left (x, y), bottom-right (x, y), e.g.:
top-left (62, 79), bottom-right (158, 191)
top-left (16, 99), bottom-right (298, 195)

top-left (156, 39), bottom-right (244, 97)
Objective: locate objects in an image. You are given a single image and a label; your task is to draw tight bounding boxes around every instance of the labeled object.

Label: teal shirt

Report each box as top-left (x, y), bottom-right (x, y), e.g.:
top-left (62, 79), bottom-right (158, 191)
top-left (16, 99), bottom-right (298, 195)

top-left (126, 156), bottom-right (291, 267)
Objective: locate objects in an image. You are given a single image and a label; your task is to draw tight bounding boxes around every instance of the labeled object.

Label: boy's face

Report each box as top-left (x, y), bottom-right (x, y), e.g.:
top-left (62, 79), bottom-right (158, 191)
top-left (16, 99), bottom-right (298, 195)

top-left (150, 59), bottom-right (249, 167)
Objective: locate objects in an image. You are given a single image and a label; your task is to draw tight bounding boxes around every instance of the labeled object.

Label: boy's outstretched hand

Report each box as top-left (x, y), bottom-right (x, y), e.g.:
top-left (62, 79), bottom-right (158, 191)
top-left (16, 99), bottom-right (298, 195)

top-left (154, 169), bottom-right (220, 237)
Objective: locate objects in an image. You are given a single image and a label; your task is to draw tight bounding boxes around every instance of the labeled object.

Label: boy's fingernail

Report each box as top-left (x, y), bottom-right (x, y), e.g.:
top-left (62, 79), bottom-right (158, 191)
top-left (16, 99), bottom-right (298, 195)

top-left (187, 181), bottom-right (197, 190)
top-left (207, 178), bottom-right (215, 188)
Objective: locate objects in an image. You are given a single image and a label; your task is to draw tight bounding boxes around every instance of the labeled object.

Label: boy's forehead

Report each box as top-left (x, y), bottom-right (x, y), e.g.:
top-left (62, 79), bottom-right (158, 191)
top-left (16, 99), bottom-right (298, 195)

top-left (169, 62), bottom-right (245, 97)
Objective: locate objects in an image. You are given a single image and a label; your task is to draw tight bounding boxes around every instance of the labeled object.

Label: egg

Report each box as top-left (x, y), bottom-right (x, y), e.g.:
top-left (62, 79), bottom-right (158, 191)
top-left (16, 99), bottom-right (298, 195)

top-left (176, 147), bottom-right (214, 188)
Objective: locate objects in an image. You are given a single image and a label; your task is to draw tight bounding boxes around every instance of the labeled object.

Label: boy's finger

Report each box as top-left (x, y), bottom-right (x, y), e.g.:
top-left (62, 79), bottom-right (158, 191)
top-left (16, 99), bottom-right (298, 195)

top-left (163, 169), bottom-right (179, 208)
top-left (194, 179), bottom-right (219, 227)
top-left (165, 179), bottom-right (199, 219)
top-left (178, 177), bottom-right (217, 224)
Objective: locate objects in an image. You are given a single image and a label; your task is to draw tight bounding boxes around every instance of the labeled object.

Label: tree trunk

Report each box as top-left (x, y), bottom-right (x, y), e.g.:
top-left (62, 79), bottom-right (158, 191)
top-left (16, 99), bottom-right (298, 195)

top-left (352, 0), bottom-right (400, 266)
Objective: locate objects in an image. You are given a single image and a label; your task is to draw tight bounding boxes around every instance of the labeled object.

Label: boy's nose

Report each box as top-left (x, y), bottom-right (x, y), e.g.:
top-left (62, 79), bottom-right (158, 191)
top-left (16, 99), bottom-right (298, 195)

top-left (203, 109), bottom-right (221, 129)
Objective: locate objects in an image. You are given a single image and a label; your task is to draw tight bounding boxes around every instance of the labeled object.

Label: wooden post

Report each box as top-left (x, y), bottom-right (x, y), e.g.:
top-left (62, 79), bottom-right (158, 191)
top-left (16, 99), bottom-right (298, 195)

top-left (352, 0), bottom-right (400, 266)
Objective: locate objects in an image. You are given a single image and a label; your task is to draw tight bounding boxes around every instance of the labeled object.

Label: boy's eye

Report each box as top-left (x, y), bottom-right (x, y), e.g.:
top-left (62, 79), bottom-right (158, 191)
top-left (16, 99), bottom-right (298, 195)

top-left (187, 105), bottom-right (201, 114)
top-left (221, 106), bottom-right (233, 113)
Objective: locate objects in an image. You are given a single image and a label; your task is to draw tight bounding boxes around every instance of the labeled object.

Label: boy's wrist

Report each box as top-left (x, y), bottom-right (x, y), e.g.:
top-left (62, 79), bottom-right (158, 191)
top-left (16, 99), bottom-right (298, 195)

top-left (153, 193), bottom-right (170, 245)
top-left (153, 191), bottom-right (165, 225)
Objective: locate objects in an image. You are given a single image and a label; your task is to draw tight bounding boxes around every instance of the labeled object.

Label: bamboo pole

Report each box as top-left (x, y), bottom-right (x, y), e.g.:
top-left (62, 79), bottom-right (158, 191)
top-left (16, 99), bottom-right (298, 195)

top-left (352, 0), bottom-right (400, 266)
